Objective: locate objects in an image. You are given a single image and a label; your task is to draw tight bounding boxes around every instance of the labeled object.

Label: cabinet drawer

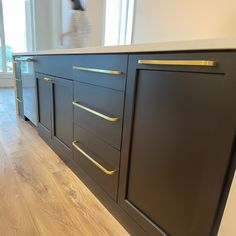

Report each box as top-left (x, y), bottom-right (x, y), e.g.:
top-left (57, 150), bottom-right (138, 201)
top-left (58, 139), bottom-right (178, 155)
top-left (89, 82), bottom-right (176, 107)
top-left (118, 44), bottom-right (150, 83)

top-left (73, 82), bottom-right (124, 149)
top-left (73, 125), bottom-right (119, 201)
top-left (34, 55), bottom-right (73, 79)
top-left (72, 54), bottom-right (128, 90)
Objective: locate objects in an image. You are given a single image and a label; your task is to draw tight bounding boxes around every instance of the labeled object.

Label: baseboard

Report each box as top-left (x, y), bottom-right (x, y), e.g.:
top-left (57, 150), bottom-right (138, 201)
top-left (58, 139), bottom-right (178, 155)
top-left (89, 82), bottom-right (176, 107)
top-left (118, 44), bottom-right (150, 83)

top-left (0, 78), bottom-right (14, 87)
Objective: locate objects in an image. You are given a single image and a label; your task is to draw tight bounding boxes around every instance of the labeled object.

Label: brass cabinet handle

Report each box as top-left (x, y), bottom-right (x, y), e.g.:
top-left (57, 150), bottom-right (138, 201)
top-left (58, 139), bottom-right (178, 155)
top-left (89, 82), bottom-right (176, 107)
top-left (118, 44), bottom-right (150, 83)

top-left (13, 58), bottom-right (34, 63)
top-left (72, 141), bottom-right (116, 175)
top-left (43, 77), bottom-right (53, 81)
top-left (72, 66), bottom-right (123, 75)
top-left (16, 98), bottom-right (22, 103)
top-left (138, 60), bottom-right (217, 67)
top-left (72, 101), bottom-right (119, 122)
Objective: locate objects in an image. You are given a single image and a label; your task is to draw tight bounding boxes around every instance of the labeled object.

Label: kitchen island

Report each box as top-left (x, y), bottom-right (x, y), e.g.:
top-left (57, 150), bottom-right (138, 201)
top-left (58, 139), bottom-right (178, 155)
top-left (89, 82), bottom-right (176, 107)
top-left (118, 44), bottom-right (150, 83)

top-left (14, 39), bottom-right (236, 236)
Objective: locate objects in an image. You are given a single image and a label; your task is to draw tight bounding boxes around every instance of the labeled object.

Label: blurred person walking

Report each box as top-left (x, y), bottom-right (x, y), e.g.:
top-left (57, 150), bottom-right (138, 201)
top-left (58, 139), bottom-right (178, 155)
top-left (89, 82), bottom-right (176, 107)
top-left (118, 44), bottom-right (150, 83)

top-left (61, 0), bottom-right (90, 48)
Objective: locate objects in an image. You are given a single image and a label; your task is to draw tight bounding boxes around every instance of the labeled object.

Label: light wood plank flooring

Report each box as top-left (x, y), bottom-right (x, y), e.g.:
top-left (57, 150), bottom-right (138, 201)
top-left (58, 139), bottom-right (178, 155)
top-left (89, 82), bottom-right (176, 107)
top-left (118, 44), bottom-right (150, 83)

top-left (0, 89), bottom-right (129, 236)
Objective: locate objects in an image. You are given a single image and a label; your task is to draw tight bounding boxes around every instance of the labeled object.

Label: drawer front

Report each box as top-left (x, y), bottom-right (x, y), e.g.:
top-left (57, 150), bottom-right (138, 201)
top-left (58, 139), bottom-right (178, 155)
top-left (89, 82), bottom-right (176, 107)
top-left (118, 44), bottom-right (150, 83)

top-left (73, 125), bottom-right (119, 201)
top-left (130, 51), bottom-right (228, 74)
top-left (73, 82), bottom-right (124, 149)
top-left (72, 54), bottom-right (128, 90)
top-left (34, 55), bottom-right (73, 79)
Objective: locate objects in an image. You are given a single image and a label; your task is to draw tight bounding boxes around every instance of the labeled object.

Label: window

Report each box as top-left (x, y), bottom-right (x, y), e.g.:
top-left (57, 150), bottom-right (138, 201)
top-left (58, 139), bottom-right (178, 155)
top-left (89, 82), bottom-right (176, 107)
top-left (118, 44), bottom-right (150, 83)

top-left (104, 0), bottom-right (135, 46)
top-left (0, 0), bottom-right (32, 73)
top-left (0, 39), bottom-right (3, 72)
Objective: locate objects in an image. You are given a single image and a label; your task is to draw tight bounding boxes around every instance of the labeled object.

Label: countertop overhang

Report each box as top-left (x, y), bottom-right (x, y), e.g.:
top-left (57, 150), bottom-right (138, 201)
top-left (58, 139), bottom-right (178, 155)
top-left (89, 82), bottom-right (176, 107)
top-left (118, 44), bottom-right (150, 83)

top-left (13, 38), bottom-right (236, 56)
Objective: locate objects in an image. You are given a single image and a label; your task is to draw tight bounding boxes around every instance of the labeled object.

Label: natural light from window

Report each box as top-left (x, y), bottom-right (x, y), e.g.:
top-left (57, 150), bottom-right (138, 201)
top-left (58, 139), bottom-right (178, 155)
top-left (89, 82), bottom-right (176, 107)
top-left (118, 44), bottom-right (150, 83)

top-left (104, 0), bottom-right (121, 46)
top-left (0, 39), bottom-right (2, 72)
top-left (104, 0), bottom-right (134, 46)
top-left (2, 0), bottom-right (27, 72)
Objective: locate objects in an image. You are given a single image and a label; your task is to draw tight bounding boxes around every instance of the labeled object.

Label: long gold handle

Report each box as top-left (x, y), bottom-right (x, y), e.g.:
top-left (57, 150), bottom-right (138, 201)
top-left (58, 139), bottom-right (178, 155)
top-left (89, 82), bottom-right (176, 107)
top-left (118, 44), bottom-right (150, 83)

top-left (72, 141), bottom-right (116, 175)
top-left (13, 58), bottom-right (34, 63)
top-left (72, 101), bottom-right (119, 122)
top-left (16, 98), bottom-right (22, 103)
top-left (138, 60), bottom-right (217, 67)
top-left (72, 66), bottom-right (123, 75)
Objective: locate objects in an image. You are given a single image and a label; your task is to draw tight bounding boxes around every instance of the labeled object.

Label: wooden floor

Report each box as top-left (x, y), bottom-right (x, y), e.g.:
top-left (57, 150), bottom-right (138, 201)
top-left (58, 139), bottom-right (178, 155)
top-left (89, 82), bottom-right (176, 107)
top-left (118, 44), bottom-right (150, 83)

top-left (0, 88), bottom-right (129, 236)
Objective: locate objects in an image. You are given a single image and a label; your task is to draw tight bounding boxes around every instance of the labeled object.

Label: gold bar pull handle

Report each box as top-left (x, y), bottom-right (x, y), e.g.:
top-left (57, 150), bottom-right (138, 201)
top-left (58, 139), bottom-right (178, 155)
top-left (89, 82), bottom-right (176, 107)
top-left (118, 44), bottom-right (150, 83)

top-left (72, 141), bottom-right (116, 175)
top-left (138, 60), bottom-right (217, 67)
top-left (72, 66), bottom-right (123, 75)
top-left (16, 98), bottom-right (22, 103)
top-left (13, 58), bottom-right (34, 63)
top-left (72, 101), bottom-right (119, 122)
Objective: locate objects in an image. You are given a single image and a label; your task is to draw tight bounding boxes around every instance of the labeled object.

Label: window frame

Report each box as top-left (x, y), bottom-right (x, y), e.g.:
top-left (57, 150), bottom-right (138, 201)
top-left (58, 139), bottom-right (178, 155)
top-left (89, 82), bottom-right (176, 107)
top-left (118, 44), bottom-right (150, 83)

top-left (0, 0), bottom-right (35, 75)
top-left (0, 0), bottom-right (7, 73)
top-left (104, 0), bottom-right (135, 46)
top-left (119, 0), bottom-right (135, 45)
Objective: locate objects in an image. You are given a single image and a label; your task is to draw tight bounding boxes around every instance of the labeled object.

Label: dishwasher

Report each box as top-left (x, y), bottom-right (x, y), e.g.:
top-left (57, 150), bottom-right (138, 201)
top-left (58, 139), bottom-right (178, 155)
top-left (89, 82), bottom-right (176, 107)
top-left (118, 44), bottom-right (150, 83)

top-left (14, 57), bottom-right (38, 126)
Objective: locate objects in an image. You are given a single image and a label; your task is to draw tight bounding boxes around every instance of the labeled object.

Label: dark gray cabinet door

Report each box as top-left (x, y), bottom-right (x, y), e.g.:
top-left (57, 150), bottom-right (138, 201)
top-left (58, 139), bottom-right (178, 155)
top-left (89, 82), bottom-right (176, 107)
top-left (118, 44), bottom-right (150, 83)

top-left (72, 54), bottom-right (128, 91)
top-left (119, 53), bottom-right (236, 236)
top-left (51, 77), bottom-right (73, 159)
top-left (36, 74), bottom-right (52, 142)
top-left (34, 55), bottom-right (74, 79)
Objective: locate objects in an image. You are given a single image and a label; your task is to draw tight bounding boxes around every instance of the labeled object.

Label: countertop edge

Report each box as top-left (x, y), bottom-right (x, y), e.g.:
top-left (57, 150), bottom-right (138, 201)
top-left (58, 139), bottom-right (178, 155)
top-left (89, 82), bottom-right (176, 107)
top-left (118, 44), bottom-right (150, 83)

top-left (13, 38), bottom-right (236, 56)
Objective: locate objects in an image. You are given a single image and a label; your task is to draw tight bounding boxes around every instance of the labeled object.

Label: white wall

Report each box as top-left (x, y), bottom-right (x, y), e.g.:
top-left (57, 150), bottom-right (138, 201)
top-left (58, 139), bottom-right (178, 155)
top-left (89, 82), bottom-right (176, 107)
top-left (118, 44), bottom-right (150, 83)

top-left (50, 0), bottom-right (62, 49)
top-left (33, 0), bottom-right (53, 50)
top-left (86, 0), bottom-right (105, 46)
top-left (33, 0), bottom-right (62, 50)
top-left (132, 0), bottom-right (236, 43)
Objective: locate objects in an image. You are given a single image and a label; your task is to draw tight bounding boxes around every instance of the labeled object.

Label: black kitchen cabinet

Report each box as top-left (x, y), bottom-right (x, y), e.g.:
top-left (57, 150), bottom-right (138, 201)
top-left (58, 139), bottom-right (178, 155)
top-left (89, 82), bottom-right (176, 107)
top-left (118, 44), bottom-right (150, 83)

top-left (36, 73), bottom-right (73, 160)
top-left (73, 81), bottom-right (125, 150)
top-left (34, 55), bottom-right (74, 79)
top-left (14, 61), bottom-right (24, 118)
top-left (15, 51), bottom-right (236, 236)
top-left (73, 124), bottom-right (120, 201)
top-left (36, 74), bottom-right (52, 142)
top-left (51, 77), bottom-right (73, 159)
top-left (118, 53), bottom-right (236, 236)
top-left (72, 54), bottom-right (128, 91)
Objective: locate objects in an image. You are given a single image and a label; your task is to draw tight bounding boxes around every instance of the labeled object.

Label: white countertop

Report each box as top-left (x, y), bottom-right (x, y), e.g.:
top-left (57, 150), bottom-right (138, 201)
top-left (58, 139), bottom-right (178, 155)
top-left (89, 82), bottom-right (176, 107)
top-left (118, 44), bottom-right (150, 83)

top-left (13, 38), bottom-right (236, 56)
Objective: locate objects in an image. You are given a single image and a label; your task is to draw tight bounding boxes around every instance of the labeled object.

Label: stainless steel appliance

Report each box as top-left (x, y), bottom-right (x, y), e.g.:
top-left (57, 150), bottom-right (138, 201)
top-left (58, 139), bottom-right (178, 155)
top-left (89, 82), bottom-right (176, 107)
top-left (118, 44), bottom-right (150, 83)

top-left (14, 57), bottom-right (38, 126)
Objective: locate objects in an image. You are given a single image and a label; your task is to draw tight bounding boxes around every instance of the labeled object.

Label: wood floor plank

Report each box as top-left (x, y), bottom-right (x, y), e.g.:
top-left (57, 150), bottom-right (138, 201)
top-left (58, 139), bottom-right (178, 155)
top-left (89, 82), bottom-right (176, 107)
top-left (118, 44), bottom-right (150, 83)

top-left (9, 149), bottom-right (91, 236)
top-left (0, 88), bottom-right (129, 235)
top-left (6, 117), bottom-right (128, 235)
top-left (0, 143), bottom-right (39, 236)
